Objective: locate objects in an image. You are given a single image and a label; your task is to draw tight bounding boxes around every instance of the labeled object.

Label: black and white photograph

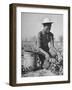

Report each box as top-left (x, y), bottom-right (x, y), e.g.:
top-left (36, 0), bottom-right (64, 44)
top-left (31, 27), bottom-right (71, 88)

top-left (9, 3), bottom-right (70, 86)
top-left (21, 13), bottom-right (63, 77)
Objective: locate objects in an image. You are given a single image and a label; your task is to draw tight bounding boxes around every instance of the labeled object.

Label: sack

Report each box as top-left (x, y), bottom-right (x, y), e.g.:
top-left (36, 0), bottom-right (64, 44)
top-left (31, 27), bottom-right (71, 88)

top-left (49, 47), bottom-right (57, 57)
top-left (22, 52), bottom-right (36, 73)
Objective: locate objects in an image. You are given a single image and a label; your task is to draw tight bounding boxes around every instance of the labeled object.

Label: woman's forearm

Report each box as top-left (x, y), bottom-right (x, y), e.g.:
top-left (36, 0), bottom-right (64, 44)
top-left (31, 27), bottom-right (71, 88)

top-left (38, 48), bottom-right (49, 56)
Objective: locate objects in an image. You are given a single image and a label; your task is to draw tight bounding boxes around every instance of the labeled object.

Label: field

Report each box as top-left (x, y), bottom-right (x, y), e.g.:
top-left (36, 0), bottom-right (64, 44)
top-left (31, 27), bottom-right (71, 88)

top-left (21, 40), bottom-right (63, 77)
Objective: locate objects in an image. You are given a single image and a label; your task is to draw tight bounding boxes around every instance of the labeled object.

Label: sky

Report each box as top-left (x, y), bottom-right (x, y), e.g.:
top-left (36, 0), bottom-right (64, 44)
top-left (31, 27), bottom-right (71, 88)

top-left (21, 12), bottom-right (63, 41)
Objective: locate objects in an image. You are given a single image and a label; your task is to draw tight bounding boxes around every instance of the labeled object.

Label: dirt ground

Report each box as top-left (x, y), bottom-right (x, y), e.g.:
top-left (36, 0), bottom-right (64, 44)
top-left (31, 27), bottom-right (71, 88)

top-left (22, 69), bottom-right (56, 77)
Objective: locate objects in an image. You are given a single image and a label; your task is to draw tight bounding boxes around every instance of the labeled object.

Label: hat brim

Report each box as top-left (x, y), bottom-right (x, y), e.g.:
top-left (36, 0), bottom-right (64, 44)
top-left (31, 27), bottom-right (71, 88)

top-left (42, 22), bottom-right (53, 24)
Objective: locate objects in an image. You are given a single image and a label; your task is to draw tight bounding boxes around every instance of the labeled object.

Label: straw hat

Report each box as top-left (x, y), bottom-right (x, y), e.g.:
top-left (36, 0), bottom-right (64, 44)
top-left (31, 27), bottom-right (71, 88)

top-left (42, 18), bottom-right (53, 24)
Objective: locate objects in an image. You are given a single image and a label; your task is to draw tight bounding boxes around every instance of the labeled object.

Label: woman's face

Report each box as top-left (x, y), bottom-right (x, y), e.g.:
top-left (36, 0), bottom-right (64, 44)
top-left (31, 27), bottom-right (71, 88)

top-left (43, 24), bottom-right (51, 33)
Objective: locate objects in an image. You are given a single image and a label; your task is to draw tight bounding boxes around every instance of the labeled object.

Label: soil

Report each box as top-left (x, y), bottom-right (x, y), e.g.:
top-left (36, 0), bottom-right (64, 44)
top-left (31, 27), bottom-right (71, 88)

top-left (22, 69), bottom-right (56, 77)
